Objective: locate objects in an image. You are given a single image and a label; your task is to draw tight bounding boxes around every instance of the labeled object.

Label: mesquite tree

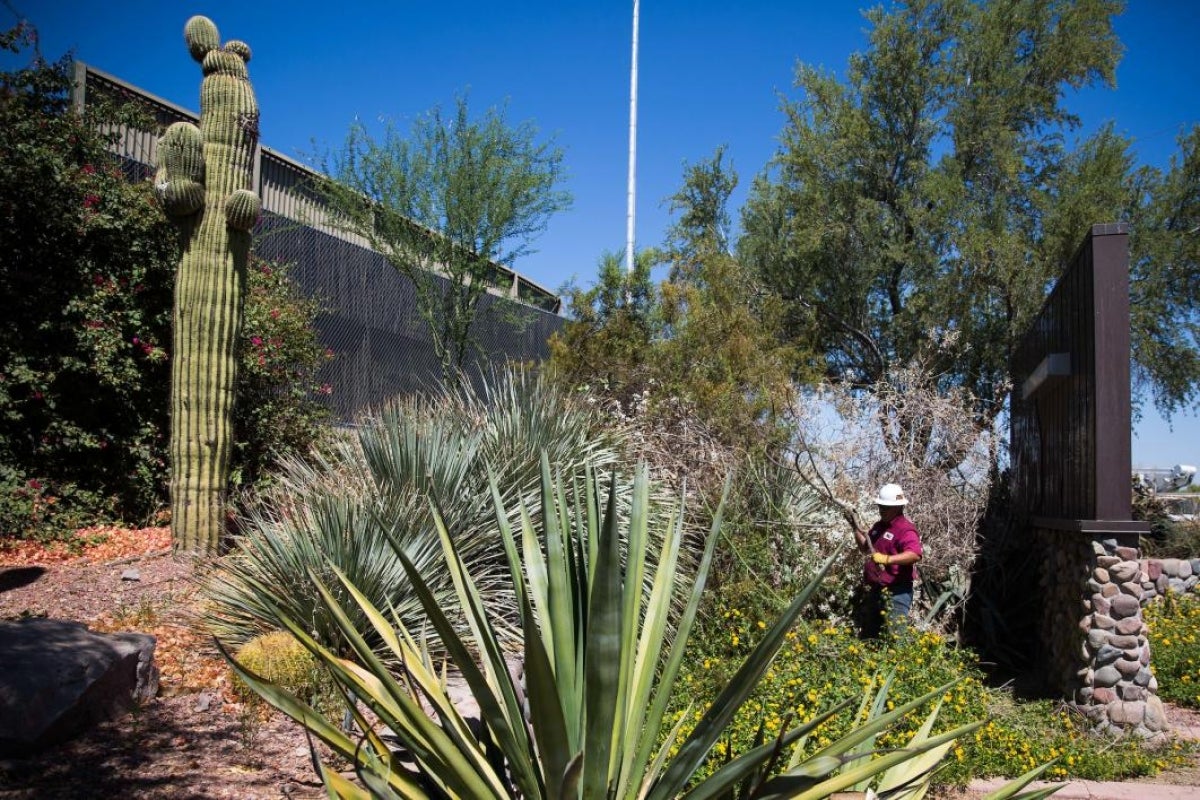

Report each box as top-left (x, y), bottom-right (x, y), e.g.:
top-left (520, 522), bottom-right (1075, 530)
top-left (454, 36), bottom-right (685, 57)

top-left (155, 16), bottom-right (261, 555)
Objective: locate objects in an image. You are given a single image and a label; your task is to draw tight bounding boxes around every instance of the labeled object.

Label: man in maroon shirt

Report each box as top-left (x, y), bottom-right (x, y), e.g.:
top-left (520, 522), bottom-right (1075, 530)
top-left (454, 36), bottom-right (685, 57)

top-left (850, 483), bottom-right (923, 637)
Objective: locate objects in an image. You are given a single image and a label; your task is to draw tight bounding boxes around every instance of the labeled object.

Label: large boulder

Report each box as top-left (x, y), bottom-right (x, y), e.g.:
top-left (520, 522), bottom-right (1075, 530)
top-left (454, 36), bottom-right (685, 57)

top-left (0, 618), bottom-right (159, 756)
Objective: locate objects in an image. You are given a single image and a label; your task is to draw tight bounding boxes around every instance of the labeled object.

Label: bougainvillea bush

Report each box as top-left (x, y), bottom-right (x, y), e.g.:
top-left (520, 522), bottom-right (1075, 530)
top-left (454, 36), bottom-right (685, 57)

top-left (0, 27), bottom-right (332, 541)
top-left (0, 27), bottom-right (178, 537)
top-left (232, 257), bottom-right (333, 494)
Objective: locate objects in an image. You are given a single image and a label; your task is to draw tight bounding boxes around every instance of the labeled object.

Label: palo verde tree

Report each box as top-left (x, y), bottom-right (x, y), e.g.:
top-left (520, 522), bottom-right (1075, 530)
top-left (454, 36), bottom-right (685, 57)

top-left (554, 151), bottom-right (805, 455)
top-left (155, 16), bottom-right (262, 555)
top-left (318, 96), bottom-right (570, 389)
top-left (741, 0), bottom-right (1200, 425)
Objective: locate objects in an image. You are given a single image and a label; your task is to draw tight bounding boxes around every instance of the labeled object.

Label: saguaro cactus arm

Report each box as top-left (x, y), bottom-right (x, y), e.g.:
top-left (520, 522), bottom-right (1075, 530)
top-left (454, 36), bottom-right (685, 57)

top-left (155, 122), bottom-right (205, 216)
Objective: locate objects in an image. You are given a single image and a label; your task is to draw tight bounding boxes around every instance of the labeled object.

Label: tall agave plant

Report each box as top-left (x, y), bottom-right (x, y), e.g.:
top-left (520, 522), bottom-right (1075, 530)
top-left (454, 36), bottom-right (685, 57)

top-left (227, 458), bottom-right (1016, 799)
top-left (202, 366), bottom-right (666, 655)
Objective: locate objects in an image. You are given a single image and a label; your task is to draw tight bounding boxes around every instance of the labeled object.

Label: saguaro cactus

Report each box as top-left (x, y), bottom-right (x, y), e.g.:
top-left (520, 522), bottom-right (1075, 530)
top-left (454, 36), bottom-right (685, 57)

top-left (156, 16), bottom-right (261, 555)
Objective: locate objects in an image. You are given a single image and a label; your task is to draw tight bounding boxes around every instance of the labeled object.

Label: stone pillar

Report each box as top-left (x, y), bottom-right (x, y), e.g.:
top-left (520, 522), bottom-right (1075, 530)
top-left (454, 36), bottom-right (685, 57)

top-left (1045, 532), bottom-right (1169, 738)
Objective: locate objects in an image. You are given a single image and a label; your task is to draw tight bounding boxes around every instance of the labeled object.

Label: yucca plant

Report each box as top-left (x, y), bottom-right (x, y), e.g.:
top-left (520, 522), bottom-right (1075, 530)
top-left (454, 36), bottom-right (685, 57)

top-left (203, 365), bottom-right (656, 654)
top-left (226, 457), bottom-right (1008, 799)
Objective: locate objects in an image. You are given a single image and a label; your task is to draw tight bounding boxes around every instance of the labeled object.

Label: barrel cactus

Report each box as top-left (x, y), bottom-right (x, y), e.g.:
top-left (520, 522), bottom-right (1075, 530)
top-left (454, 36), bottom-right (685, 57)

top-left (156, 16), bottom-right (261, 555)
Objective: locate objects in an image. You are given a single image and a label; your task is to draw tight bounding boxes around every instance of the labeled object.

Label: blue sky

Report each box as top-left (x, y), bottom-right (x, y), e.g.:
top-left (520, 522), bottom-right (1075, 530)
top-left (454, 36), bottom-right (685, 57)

top-left (7, 1), bottom-right (1198, 471)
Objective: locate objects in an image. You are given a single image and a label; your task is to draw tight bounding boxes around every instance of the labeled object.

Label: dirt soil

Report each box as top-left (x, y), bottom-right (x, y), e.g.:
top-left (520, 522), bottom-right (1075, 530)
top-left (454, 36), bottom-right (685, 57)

top-left (0, 528), bottom-right (328, 799)
top-left (3, 528), bottom-right (1200, 799)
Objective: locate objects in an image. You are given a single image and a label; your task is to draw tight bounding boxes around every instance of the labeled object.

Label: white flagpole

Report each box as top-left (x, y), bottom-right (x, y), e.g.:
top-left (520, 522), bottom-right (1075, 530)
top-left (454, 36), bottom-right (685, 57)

top-left (625, 0), bottom-right (640, 274)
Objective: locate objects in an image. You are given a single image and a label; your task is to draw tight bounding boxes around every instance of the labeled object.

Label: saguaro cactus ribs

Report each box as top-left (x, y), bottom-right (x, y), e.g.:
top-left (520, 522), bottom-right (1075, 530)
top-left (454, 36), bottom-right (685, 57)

top-left (156, 16), bottom-right (261, 555)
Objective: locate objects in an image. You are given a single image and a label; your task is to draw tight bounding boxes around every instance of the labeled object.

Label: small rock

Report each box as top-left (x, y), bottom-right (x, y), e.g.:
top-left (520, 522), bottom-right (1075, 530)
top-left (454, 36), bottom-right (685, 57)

top-left (1115, 546), bottom-right (1139, 561)
top-left (1144, 695), bottom-right (1169, 731)
top-left (1109, 634), bottom-right (1139, 649)
top-left (1179, 560), bottom-right (1194, 578)
top-left (1190, 558), bottom-right (1200, 576)
top-left (1110, 594), bottom-right (1140, 619)
top-left (1107, 700), bottom-right (1145, 725)
top-left (1185, 575), bottom-right (1199, 592)
top-left (1093, 567), bottom-right (1110, 583)
top-left (1094, 665), bottom-right (1122, 687)
top-left (1092, 594), bottom-right (1112, 615)
top-left (1118, 581), bottom-right (1143, 599)
top-left (1115, 658), bottom-right (1142, 678)
top-left (1092, 687), bottom-right (1117, 704)
top-left (1110, 561), bottom-right (1140, 583)
top-left (1086, 629), bottom-right (1109, 650)
top-left (1145, 560), bottom-right (1163, 580)
top-left (1135, 667), bottom-right (1153, 687)
top-left (1097, 555), bottom-right (1121, 568)
top-left (1101, 582), bottom-right (1120, 598)
top-left (194, 693), bottom-right (212, 712)
top-left (1115, 617), bottom-right (1142, 636)
top-left (1095, 643), bottom-right (1123, 665)
top-left (1120, 685), bottom-right (1147, 701)
top-left (120, 569), bottom-right (141, 582)
top-left (1093, 613), bottom-right (1116, 630)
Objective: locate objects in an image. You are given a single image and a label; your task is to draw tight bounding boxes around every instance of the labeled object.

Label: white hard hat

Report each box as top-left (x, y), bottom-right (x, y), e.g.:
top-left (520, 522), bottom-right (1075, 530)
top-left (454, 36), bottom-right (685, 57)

top-left (874, 483), bottom-right (908, 506)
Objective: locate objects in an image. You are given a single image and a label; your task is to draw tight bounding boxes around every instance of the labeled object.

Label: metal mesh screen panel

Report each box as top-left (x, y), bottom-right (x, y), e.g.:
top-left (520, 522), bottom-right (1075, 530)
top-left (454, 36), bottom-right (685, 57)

top-left (254, 213), bottom-right (564, 423)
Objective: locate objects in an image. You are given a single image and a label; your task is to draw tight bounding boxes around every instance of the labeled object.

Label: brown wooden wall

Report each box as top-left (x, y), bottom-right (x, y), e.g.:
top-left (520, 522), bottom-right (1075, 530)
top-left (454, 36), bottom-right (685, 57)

top-left (1010, 224), bottom-right (1134, 524)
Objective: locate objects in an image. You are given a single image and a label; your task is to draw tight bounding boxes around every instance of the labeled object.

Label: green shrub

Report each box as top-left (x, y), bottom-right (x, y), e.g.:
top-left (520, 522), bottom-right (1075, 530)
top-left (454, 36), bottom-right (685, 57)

top-left (0, 30), bottom-right (177, 531)
top-left (676, 620), bottom-right (1191, 785)
top-left (227, 461), bottom-right (987, 799)
top-left (232, 257), bottom-right (334, 494)
top-left (202, 367), bottom-right (647, 656)
top-left (1145, 590), bottom-right (1200, 708)
top-left (0, 29), bottom-right (333, 541)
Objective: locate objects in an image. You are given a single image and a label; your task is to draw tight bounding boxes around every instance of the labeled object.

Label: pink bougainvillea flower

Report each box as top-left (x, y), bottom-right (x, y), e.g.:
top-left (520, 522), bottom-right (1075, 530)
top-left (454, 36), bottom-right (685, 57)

top-left (250, 336), bottom-right (263, 347)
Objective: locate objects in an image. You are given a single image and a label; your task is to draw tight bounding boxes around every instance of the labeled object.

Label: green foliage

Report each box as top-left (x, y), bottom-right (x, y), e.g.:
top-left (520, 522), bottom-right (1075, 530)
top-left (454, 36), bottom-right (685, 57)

top-left (742, 0), bottom-right (1199, 422)
top-left (679, 621), bottom-right (1189, 787)
top-left (226, 457), bottom-right (987, 799)
top-left (1127, 126), bottom-right (1200, 418)
top-left (0, 28), bottom-right (177, 533)
top-left (318, 95), bottom-right (570, 386)
top-left (552, 150), bottom-right (803, 458)
top-left (1145, 590), bottom-right (1200, 708)
top-left (551, 248), bottom-right (663, 408)
top-left (232, 257), bottom-right (333, 493)
top-left (203, 366), bottom-right (636, 655)
top-left (0, 26), bottom-right (332, 542)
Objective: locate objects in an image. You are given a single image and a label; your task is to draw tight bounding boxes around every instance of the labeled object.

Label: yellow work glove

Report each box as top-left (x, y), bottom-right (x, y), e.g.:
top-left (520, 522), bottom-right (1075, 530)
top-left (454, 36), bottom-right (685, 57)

top-left (871, 552), bottom-right (890, 565)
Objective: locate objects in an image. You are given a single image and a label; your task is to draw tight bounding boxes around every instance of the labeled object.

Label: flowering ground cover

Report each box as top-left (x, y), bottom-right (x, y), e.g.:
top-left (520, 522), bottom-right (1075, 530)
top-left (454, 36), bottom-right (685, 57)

top-left (675, 613), bottom-right (1195, 787)
top-left (1145, 590), bottom-right (1200, 709)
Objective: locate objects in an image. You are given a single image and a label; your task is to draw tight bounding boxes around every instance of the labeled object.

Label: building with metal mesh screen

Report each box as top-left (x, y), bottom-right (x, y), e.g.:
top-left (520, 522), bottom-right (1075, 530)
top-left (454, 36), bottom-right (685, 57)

top-left (75, 63), bottom-right (565, 423)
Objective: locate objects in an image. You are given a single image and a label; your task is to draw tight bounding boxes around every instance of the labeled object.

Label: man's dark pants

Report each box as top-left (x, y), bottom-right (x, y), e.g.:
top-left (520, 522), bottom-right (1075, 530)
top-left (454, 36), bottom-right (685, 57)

top-left (856, 583), bottom-right (913, 638)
